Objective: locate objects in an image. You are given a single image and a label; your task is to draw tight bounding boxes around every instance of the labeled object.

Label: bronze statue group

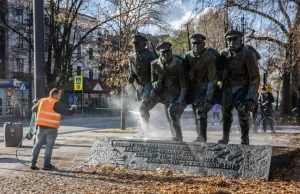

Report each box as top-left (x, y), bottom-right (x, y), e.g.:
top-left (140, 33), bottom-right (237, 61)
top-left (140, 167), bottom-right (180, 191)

top-left (128, 29), bottom-right (260, 145)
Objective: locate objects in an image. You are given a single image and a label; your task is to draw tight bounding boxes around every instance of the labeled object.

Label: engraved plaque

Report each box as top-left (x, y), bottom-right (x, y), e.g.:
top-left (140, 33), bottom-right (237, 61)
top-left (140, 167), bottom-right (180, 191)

top-left (86, 137), bottom-right (272, 180)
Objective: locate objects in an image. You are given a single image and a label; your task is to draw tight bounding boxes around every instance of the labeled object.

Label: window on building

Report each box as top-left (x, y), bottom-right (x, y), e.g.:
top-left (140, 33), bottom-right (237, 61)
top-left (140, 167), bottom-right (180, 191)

top-left (98, 66), bottom-right (101, 79)
top-left (27, 12), bottom-right (33, 25)
top-left (77, 66), bottom-right (81, 76)
top-left (77, 46), bottom-right (81, 58)
top-left (17, 35), bottom-right (23, 48)
top-left (16, 8), bottom-right (23, 23)
top-left (16, 58), bottom-right (24, 78)
top-left (89, 69), bottom-right (93, 79)
top-left (89, 48), bottom-right (93, 59)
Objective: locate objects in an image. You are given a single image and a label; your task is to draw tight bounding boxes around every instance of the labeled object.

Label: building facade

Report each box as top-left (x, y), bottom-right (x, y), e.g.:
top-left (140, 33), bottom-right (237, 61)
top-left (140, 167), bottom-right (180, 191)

top-left (0, 0), bottom-right (106, 117)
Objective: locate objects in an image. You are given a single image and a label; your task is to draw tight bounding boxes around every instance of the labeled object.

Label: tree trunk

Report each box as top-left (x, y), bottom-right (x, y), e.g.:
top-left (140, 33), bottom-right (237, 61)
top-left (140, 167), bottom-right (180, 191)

top-left (0, 25), bottom-right (5, 79)
top-left (281, 73), bottom-right (290, 114)
top-left (0, 0), bottom-right (6, 79)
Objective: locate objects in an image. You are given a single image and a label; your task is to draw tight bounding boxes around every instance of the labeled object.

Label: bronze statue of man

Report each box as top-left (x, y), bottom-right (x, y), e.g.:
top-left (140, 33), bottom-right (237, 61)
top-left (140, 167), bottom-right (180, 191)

top-left (142, 42), bottom-right (187, 141)
top-left (128, 34), bottom-right (157, 135)
top-left (218, 29), bottom-right (260, 145)
top-left (184, 33), bottom-right (218, 142)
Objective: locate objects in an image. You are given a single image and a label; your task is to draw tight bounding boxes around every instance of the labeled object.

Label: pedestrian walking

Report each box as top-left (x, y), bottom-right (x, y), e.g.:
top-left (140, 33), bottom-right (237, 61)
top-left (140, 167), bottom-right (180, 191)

top-left (258, 85), bottom-right (275, 132)
top-left (30, 88), bottom-right (77, 170)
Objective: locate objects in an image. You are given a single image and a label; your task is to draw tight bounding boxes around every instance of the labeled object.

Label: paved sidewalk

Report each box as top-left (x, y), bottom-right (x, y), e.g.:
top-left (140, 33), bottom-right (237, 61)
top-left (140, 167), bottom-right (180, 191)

top-left (1, 116), bottom-right (300, 178)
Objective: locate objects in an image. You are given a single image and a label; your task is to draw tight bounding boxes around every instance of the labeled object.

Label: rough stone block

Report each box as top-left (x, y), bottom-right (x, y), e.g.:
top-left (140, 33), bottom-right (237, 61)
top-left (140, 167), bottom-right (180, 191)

top-left (86, 137), bottom-right (272, 180)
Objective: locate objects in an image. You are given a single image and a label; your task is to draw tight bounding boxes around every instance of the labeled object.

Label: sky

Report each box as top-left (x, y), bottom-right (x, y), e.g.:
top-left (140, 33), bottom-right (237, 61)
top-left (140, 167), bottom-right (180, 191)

top-left (139, 0), bottom-right (218, 35)
top-left (140, 0), bottom-right (198, 35)
top-left (165, 1), bottom-right (196, 30)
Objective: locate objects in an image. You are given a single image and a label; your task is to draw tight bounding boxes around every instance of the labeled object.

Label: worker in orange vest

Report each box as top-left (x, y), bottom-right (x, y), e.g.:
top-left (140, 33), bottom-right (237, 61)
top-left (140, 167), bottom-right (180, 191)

top-left (30, 88), bottom-right (77, 170)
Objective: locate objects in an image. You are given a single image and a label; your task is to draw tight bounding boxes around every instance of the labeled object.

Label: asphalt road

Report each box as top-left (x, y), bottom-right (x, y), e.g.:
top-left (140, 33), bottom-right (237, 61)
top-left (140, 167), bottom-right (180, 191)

top-left (0, 104), bottom-right (298, 138)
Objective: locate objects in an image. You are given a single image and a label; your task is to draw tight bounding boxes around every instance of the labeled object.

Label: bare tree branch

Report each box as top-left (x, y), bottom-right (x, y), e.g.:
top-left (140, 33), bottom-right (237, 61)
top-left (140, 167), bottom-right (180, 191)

top-left (229, 0), bottom-right (289, 36)
top-left (278, 0), bottom-right (292, 30)
top-left (290, 0), bottom-right (300, 5)
top-left (247, 35), bottom-right (287, 48)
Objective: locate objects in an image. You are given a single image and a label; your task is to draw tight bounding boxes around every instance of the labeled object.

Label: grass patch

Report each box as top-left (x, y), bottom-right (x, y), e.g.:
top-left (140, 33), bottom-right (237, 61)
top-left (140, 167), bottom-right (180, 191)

top-left (94, 128), bottom-right (137, 133)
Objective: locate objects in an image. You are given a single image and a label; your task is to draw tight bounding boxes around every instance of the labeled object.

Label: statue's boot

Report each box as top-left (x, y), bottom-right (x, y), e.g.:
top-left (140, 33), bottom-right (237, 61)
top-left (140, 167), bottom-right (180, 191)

top-left (240, 119), bottom-right (250, 145)
top-left (218, 121), bottom-right (231, 144)
top-left (194, 119), bottom-right (207, 142)
top-left (140, 117), bottom-right (149, 138)
top-left (164, 105), bottom-right (173, 133)
top-left (170, 118), bottom-right (183, 142)
top-left (168, 137), bottom-right (183, 142)
top-left (139, 100), bottom-right (153, 138)
top-left (133, 117), bottom-right (148, 138)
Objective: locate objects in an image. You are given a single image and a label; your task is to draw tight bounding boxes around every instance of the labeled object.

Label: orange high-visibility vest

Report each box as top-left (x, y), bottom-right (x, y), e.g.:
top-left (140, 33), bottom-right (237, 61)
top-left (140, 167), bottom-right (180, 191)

top-left (36, 97), bottom-right (61, 129)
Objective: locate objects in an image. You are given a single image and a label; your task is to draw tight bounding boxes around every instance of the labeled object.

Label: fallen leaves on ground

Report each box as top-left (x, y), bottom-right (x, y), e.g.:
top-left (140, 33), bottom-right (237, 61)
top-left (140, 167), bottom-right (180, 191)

top-left (1, 162), bottom-right (300, 194)
top-left (270, 133), bottom-right (300, 147)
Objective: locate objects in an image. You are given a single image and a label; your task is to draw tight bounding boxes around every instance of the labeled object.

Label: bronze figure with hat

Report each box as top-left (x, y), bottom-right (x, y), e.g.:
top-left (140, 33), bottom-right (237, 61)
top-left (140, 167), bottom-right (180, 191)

top-left (225, 29), bottom-right (244, 39)
top-left (217, 29), bottom-right (260, 145)
top-left (183, 33), bottom-right (218, 143)
top-left (128, 33), bottom-right (157, 137)
top-left (141, 41), bottom-right (187, 142)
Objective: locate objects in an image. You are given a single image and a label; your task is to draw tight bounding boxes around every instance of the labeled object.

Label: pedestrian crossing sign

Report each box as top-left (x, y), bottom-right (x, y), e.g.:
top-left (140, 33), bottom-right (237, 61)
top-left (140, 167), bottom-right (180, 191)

top-left (20, 83), bottom-right (26, 91)
top-left (74, 76), bottom-right (83, 91)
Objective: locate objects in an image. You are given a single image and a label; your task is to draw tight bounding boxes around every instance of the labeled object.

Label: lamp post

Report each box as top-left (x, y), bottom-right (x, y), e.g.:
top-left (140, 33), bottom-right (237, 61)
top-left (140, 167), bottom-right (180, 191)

top-left (26, 2), bottom-right (33, 115)
top-left (119, 0), bottom-right (125, 130)
top-left (20, 83), bottom-right (26, 120)
top-left (224, 0), bottom-right (229, 47)
top-left (33, 0), bottom-right (45, 100)
top-left (0, 0), bottom-right (5, 79)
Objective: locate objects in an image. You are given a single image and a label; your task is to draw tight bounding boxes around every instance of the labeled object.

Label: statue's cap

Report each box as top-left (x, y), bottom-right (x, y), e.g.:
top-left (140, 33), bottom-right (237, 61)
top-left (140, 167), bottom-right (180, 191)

top-left (131, 34), bottom-right (148, 43)
top-left (225, 29), bottom-right (243, 39)
top-left (156, 42), bottom-right (172, 51)
top-left (190, 33), bottom-right (206, 43)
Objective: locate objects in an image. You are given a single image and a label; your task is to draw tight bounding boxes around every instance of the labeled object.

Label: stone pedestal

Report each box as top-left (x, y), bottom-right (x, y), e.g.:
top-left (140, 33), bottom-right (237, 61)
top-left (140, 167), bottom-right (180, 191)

top-left (87, 137), bottom-right (272, 180)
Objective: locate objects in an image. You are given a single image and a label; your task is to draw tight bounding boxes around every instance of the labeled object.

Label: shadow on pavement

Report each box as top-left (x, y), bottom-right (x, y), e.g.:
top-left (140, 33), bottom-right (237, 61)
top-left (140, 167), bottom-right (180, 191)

top-left (57, 128), bottom-right (132, 135)
top-left (0, 167), bottom-right (31, 172)
top-left (18, 145), bottom-right (33, 149)
top-left (54, 144), bottom-right (92, 148)
top-left (0, 158), bottom-right (27, 164)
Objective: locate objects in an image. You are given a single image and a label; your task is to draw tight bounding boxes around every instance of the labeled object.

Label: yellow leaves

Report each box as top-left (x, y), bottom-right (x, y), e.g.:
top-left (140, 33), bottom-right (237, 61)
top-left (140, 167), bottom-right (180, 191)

top-left (156, 167), bottom-right (174, 176)
top-left (160, 187), bottom-right (167, 193)
top-left (101, 164), bottom-right (117, 173)
top-left (2, 160), bottom-right (300, 193)
top-left (214, 177), bottom-right (230, 187)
